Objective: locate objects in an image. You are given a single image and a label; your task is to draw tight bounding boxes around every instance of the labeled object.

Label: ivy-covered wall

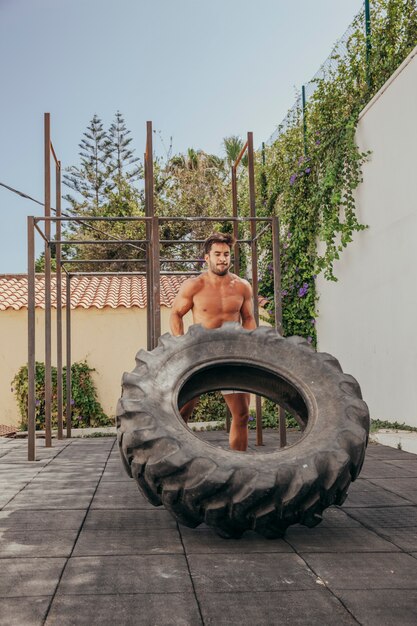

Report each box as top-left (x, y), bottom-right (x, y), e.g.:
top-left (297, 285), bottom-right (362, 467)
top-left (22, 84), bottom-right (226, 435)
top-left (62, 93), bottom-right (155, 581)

top-left (240, 0), bottom-right (417, 347)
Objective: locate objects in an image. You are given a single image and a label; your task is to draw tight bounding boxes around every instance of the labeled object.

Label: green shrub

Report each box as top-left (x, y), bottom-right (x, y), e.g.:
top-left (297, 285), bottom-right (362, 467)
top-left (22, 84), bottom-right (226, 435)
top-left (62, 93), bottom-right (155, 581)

top-left (12, 361), bottom-right (112, 431)
top-left (188, 391), bottom-right (227, 423)
top-left (248, 398), bottom-right (301, 430)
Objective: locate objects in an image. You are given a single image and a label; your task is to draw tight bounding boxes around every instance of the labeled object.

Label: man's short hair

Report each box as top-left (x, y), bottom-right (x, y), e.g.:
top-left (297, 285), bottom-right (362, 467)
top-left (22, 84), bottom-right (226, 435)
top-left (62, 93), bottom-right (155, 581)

top-left (203, 232), bottom-right (235, 255)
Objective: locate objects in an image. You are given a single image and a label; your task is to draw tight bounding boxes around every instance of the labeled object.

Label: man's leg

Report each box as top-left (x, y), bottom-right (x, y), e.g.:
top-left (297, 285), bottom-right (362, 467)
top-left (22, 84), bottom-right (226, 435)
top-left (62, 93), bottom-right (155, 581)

top-left (224, 392), bottom-right (250, 451)
top-left (179, 396), bottom-right (199, 423)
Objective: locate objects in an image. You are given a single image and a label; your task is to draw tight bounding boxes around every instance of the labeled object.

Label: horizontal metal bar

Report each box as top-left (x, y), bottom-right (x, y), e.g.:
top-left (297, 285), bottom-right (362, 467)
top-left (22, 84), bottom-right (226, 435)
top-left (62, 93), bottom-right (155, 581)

top-left (157, 216), bottom-right (271, 222)
top-left (35, 215), bottom-right (272, 224)
top-left (160, 258), bottom-right (203, 263)
top-left (160, 239), bottom-right (252, 245)
top-left (52, 239), bottom-right (148, 245)
top-left (61, 258), bottom-right (146, 264)
top-left (67, 271), bottom-right (201, 277)
top-left (35, 216), bottom-right (153, 223)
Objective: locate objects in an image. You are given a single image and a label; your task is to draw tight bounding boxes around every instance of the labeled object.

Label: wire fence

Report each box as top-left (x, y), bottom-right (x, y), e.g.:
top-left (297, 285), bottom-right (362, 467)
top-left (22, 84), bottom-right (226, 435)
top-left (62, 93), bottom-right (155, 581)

top-left (265, 7), bottom-right (366, 146)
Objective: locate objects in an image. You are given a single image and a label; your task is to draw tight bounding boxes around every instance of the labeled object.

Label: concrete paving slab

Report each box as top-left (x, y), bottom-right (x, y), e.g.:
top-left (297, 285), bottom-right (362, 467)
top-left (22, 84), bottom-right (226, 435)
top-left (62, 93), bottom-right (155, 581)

top-left (58, 554), bottom-right (193, 595)
top-left (0, 509), bottom-right (85, 530)
top-left (343, 480), bottom-right (412, 507)
top-left (0, 597), bottom-right (51, 626)
top-left (179, 525), bottom-right (294, 554)
top-left (187, 553), bottom-right (318, 592)
top-left (0, 529), bottom-right (79, 557)
top-left (302, 552), bottom-right (417, 590)
top-left (335, 589), bottom-right (417, 625)
top-left (372, 526), bottom-right (417, 551)
top-left (90, 481), bottom-right (154, 509)
top-left (385, 459), bottom-right (417, 474)
top-left (73, 528), bottom-right (183, 556)
top-left (366, 477), bottom-right (417, 504)
top-left (3, 493), bottom-right (94, 510)
top-left (313, 507), bottom-right (362, 528)
top-left (0, 557), bottom-right (66, 597)
top-left (284, 526), bottom-right (400, 552)
top-left (83, 508), bottom-right (177, 530)
top-left (365, 443), bottom-right (417, 460)
top-left (344, 505), bottom-right (417, 527)
top-left (360, 460), bottom-right (417, 479)
top-left (46, 592), bottom-right (202, 626)
top-left (197, 590), bottom-right (357, 626)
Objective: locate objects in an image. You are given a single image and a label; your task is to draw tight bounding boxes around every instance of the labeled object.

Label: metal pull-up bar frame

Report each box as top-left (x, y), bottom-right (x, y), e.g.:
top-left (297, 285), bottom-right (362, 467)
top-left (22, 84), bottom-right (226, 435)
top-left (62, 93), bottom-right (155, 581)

top-left (26, 117), bottom-right (285, 461)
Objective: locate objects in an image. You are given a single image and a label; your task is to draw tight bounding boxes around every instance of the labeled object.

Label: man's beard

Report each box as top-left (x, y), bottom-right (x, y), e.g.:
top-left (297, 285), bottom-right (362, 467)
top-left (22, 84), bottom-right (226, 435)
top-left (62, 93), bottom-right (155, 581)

top-left (209, 261), bottom-right (229, 276)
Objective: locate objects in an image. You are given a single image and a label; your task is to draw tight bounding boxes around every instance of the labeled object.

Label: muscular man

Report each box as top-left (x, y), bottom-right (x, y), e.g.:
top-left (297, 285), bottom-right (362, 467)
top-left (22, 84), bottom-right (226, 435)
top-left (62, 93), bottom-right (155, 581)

top-left (170, 232), bottom-right (256, 451)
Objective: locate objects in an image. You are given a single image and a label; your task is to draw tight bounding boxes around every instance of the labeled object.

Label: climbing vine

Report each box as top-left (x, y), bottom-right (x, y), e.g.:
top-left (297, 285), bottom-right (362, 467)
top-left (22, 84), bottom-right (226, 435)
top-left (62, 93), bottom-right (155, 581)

top-left (243, 0), bottom-right (417, 341)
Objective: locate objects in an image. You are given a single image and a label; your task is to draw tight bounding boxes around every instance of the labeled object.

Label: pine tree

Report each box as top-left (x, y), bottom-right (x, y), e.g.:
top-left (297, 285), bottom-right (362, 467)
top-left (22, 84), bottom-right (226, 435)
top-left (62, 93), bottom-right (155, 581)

top-left (107, 111), bottom-right (141, 189)
top-left (63, 114), bottom-right (111, 213)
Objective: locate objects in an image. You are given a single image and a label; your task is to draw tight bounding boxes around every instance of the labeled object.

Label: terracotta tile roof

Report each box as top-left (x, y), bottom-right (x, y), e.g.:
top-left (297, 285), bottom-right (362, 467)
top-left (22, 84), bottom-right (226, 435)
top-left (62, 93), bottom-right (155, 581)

top-left (0, 424), bottom-right (17, 437)
top-left (0, 274), bottom-right (188, 310)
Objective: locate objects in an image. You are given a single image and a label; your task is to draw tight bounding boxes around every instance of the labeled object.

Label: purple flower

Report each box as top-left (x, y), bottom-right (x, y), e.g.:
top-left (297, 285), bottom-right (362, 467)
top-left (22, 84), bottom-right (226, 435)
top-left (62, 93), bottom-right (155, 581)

top-left (281, 289), bottom-right (288, 296)
top-left (298, 282), bottom-right (309, 298)
top-left (307, 336), bottom-right (313, 344)
top-left (249, 416), bottom-right (255, 421)
top-left (298, 156), bottom-right (305, 165)
top-left (305, 167), bottom-right (311, 174)
top-left (311, 318), bottom-right (316, 325)
top-left (315, 140), bottom-right (321, 146)
top-left (70, 398), bottom-right (75, 406)
top-left (289, 174), bottom-right (297, 186)
top-left (35, 399), bottom-right (40, 407)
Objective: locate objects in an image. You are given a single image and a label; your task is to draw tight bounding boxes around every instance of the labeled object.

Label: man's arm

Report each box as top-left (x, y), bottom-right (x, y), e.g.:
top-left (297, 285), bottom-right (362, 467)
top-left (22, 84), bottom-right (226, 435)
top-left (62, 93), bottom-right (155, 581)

top-left (240, 281), bottom-right (257, 330)
top-left (169, 280), bottom-right (195, 336)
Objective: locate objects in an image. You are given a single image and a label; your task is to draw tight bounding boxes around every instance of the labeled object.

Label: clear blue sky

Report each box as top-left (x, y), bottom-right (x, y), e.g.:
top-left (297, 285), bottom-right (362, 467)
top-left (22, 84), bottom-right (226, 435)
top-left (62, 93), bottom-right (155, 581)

top-left (0, 0), bottom-right (362, 272)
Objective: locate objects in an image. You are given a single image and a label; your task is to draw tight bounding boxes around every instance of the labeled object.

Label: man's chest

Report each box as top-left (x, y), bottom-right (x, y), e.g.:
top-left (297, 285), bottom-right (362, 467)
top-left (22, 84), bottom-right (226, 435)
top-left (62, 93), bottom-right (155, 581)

top-left (193, 287), bottom-right (244, 315)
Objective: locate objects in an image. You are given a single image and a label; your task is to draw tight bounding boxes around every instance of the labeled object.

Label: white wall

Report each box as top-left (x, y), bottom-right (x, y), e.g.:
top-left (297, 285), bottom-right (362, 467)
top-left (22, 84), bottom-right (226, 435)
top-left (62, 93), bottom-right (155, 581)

top-left (316, 46), bottom-right (417, 427)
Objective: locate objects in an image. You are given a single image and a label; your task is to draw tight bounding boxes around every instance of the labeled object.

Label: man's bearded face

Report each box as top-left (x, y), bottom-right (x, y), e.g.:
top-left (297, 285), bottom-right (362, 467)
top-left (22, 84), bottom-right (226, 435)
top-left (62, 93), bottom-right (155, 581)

top-left (205, 243), bottom-right (231, 276)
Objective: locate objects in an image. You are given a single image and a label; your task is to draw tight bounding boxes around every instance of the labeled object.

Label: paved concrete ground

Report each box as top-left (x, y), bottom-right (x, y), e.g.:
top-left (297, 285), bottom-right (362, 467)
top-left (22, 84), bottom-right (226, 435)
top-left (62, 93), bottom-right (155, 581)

top-left (1, 431), bottom-right (417, 626)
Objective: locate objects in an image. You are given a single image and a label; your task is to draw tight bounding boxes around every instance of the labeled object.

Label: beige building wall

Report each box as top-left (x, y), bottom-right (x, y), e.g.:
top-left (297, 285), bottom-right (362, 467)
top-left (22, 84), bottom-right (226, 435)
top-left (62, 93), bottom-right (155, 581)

top-left (1, 305), bottom-right (193, 428)
top-left (316, 46), bottom-right (417, 427)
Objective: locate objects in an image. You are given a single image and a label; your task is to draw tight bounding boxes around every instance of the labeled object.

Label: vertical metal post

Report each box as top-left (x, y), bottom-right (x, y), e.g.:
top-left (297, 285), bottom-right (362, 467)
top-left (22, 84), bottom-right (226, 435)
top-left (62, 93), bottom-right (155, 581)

top-left (56, 162), bottom-right (63, 439)
top-left (152, 216), bottom-right (161, 347)
top-left (302, 85), bottom-right (307, 157)
top-left (144, 152), bottom-right (153, 351)
top-left (28, 217), bottom-right (36, 461)
top-left (65, 274), bottom-right (72, 438)
top-left (231, 166), bottom-right (240, 275)
top-left (145, 122), bottom-right (160, 348)
top-left (365, 0), bottom-right (372, 91)
top-left (272, 216), bottom-right (286, 448)
top-left (145, 122), bottom-right (156, 350)
top-left (44, 113), bottom-right (52, 447)
top-left (247, 132), bottom-right (263, 446)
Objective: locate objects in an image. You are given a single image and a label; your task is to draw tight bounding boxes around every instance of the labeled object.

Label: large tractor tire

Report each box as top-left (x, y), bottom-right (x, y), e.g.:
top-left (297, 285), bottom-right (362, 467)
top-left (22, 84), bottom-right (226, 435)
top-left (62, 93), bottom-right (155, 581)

top-left (117, 323), bottom-right (369, 538)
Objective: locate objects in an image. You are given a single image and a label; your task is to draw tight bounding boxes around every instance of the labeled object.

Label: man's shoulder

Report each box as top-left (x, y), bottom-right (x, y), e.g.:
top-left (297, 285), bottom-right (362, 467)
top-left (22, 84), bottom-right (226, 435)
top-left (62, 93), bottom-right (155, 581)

top-left (230, 274), bottom-right (251, 290)
top-left (179, 274), bottom-right (205, 294)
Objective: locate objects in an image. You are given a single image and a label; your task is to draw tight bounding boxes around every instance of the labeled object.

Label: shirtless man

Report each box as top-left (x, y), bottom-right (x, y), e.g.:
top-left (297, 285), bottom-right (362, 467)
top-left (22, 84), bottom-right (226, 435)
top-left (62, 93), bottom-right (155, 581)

top-left (170, 232), bottom-right (256, 452)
